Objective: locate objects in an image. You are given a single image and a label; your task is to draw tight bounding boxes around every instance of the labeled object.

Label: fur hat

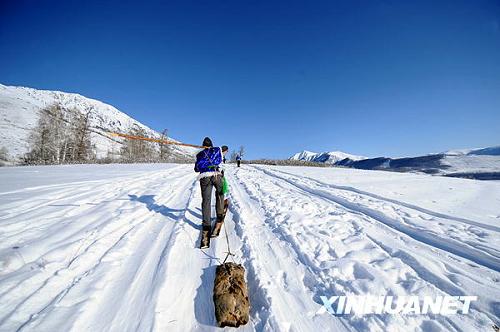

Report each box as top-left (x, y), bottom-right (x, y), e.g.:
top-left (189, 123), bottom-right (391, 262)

top-left (202, 137), bottom-right (213, 147)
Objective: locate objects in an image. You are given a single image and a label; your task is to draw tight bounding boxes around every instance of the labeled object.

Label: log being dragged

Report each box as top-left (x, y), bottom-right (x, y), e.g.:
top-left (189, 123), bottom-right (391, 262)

top-left (213, 262), bottom-right (250, 327)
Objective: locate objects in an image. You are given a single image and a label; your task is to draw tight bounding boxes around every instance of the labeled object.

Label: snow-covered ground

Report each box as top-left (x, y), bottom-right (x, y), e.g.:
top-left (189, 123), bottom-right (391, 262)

top-left (0, 164), bottom-right (499, 331)
top-left (441, 154), bottom-right (500, 174)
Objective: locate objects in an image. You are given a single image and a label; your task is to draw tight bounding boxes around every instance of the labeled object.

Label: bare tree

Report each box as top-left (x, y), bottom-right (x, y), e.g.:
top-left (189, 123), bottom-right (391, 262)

top-left (26, 105), bottom-right (64, 164)
top-left (0, 146), bottom-right (8, 166)
top-left (238, 146), bottom-right (245, 159)
top-left (159, 129), bottom-right (170, 162)
top-left (74, 109), bottom-right (93, 162)
top-left (229, 151), bottom-right (238, 162)
top-left (60, 108), bottom-right (77, 163)
top-left (0, 147), bottom-right (7, 160)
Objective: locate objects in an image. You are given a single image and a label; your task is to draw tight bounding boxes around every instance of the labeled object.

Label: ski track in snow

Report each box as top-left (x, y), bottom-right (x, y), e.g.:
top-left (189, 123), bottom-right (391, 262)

top-left (237, 166), bottom-right (499, 331)
top-left (255, 167), bottom-right (500, 272)
top-left (0, 164), bottom-right (499, 332)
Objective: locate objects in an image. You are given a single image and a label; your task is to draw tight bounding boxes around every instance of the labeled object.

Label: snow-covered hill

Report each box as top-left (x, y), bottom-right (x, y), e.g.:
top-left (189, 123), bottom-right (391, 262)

top-left (290, 150), bottom-right (365, 164)
top-left (0, 164), bottom-right (498, 331)
top-left (336, 146), bottom-right (500, 180)
top-left (291, 146), bottom-right (500, 180)
top-left (0, 84), bottom-right (198, 163)
top-left (444, 146), bottom-right (500, 156)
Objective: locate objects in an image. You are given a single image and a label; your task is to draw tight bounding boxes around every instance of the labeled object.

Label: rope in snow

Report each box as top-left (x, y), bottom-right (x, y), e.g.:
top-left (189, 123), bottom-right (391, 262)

top-left (222, 215), bottom-right (235, 264)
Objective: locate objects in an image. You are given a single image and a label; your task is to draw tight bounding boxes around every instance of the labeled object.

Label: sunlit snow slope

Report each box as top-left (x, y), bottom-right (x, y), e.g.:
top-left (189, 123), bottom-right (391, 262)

top-left (0, 84), bottom-right (197, 162)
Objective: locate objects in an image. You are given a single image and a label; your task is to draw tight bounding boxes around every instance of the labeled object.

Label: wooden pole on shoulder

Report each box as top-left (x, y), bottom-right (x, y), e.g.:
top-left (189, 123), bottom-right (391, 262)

top-left (107, 132), bottom-right (209, 149)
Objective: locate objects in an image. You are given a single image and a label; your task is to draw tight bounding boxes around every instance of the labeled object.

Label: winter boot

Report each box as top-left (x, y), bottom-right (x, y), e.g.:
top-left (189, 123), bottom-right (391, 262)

top-left (211, 215), bottom-right (225, 238)
top-left (200, 226), bottom-right (211, 249)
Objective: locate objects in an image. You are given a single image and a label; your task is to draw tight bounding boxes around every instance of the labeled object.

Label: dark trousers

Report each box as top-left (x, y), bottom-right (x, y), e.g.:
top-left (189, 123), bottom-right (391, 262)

top-left (200, 174), bottom-right (224, 227)
top-left (237, 160), bottom-right (241, 167)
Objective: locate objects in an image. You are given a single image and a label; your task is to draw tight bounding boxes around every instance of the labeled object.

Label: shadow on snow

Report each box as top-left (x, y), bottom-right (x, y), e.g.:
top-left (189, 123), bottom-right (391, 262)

top-left (128, 194), bottom-right (200, 230)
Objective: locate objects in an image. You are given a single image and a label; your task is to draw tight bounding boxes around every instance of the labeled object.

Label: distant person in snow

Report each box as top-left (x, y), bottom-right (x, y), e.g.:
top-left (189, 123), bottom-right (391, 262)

top-left (221, 146), bottom-right (228, 175)
top-left (194, 137), bottom-right (229, 249)
top-left (236, 154), bottom-right (242, 167)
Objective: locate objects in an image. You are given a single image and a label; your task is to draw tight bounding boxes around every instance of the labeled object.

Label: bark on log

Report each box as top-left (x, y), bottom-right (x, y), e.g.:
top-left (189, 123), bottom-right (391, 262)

top-left (213, 262), bottom-right (250, 327)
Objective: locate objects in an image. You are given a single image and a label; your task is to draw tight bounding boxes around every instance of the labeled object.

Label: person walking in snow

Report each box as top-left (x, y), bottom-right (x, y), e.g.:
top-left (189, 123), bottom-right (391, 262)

top-left (194, 137), bottom-right (229, 249)
top-left (236, 154), bottom-right (242, 167)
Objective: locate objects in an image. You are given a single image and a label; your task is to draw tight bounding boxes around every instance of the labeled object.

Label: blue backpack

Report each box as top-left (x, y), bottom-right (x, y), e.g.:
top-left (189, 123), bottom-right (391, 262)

top-left (195, 147), bottom-right (222, 173)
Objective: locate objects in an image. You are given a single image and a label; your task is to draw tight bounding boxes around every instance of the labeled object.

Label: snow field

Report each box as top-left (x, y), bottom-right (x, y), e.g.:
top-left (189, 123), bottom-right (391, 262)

top-left (0, 164), bottom-right (499, 331)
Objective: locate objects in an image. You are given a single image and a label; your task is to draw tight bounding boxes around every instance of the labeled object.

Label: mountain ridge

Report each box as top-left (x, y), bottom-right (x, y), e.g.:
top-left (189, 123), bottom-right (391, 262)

top-left (290, 150), bottom-right (365, 164)
top-left (290, 146), bottom-right (500, 180)
top-left (0, 83), bottom-right (197, 163)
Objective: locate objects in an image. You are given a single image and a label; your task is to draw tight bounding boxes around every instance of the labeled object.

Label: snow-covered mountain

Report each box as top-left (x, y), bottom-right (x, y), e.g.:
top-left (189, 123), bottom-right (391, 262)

top-left (444, 146), bottom-right (500, 156)
top-left (336, 146), bottom-right (500, 180)
top-left (290, 150), bottom-right (365, 164)
top-left (291, 146), bottom-right (500, 180)
top-left (0, 84), bottom-right (198, 163)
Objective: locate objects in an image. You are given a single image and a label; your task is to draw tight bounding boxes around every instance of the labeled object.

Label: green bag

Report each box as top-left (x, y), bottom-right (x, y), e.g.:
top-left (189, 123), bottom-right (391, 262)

top-left (222, 176), bottom-right (229, 195)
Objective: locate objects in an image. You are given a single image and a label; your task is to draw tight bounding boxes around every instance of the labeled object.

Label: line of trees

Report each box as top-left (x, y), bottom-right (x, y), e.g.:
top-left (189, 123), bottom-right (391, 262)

top-left (243, 159), bottom-right (330, 167)
top-left (120, 125), bottom-right (158, 163)
top-left (25, 104), bottom-right (95, 164)
top-left (23, 104), bottom-right (187, 165)
top-left (115, 126), bottom-right (191, 163)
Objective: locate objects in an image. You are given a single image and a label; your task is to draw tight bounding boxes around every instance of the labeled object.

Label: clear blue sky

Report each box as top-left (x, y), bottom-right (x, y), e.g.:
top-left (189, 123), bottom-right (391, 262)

top-left (1, 0), bottom-right (499, 159)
